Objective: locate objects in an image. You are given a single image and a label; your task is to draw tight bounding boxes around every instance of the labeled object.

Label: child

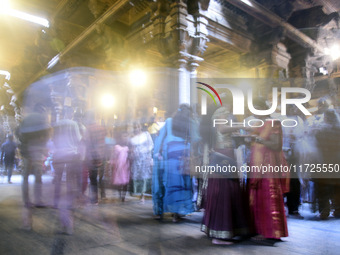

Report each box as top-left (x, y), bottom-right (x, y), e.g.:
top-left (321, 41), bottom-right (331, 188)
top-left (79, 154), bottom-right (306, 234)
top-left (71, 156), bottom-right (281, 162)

top-left (110, 131), bottom-right (130, 202)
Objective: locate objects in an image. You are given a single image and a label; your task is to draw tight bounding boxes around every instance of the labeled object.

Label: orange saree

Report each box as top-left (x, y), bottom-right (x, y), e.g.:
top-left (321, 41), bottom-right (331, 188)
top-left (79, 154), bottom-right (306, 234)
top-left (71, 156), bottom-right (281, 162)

top-left (249, 120), bottom-right (290, 239)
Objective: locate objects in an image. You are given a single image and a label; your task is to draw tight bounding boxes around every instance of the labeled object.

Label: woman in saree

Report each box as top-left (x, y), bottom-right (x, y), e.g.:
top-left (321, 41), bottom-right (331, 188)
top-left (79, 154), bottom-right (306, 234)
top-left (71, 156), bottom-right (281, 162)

top-left (201, 105), bottom-right (249, 245)
top-left (249, 97), bottom-right (290, 243)
top-left (130, 121), bottom-right (154, 204)
top-left (315, 109), bottom-right (340, 219)
top-left (152, 104), bottom-right (194, 222)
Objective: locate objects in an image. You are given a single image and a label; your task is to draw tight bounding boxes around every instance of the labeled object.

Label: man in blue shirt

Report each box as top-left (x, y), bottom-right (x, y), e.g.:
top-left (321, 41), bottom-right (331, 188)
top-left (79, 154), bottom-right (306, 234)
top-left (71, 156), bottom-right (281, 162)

top-left (1, 134), bottom-right (17, 183)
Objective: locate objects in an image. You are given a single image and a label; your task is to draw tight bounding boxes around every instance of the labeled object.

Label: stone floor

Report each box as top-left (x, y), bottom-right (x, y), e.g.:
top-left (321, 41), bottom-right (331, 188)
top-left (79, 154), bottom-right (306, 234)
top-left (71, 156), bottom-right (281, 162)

top-left (0, 174), bottom-right (339, 255)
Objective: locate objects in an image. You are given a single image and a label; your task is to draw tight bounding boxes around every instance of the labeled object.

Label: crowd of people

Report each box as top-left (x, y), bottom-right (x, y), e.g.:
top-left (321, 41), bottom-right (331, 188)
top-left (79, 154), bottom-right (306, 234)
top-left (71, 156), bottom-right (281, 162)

top-left (1, 97), bottom-right (340, 244)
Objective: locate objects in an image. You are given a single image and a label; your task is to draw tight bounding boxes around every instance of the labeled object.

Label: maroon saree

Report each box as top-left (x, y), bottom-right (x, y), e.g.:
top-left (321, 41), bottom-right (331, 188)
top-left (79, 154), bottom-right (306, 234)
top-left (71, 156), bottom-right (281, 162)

top-left (249, 120), bottom-right (290, 239)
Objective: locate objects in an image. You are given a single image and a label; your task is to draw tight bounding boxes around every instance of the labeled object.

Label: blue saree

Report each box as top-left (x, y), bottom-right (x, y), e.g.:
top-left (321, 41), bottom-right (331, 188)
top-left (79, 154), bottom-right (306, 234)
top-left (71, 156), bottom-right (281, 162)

top-left (152, 118), bottom-right (194, 215)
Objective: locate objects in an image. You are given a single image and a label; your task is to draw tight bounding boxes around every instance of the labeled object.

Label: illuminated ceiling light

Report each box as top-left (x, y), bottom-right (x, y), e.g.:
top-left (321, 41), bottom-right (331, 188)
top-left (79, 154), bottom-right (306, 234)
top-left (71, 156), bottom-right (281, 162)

top-left (47, 54), bottom-right (60, 69)
top-left (324, 48), bottom-right (331, 55)
top-left (0, 70), bottom-right (10, 80)
top-left (240, 0), bottom-right (253, 7)
top-left (153, 107), bottom-right (158, 114)
top-left (0, 0), bottom-right (10, 11)
top-left (129, 70), bottom-right (147, 86)
top-left (330, 45), bottom-right (340, 61)
top-left (101, 94), bottom-right (114, 108)
top-left (319, 67), bottom-right (328, 75)
top-left (0, 0), bottom-right (49, 27)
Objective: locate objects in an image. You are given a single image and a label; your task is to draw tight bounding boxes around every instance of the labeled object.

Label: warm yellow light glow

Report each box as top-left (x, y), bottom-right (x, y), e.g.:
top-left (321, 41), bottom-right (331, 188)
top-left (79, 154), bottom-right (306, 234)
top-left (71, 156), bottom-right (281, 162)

top-left (0, 70), bottom-right (10, 80)
top-left (101, 94), bottom-right (114, 108)
top-left (240, 0), bottom-right (253, 7)
top-left (0, 1), bottom-right (49, 27)
top-left (153, 107), bottom-right (158, 114)
top-left (239, 82), bottom-right (252, 92)
top-left (330, 45), bottom-right (340, 61)
top-left (129, 70), bottom-right (146, 86)
top-left (47, 54), bottom-right (60, 69)
top-left (114, 114), bottom-right (118, 119)
top-left (0, 0), bottom-right (10, 11)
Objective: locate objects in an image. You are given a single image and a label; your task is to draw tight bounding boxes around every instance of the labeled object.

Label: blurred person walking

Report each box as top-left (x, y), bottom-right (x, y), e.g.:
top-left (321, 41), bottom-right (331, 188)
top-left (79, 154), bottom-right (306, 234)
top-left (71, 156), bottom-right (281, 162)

top-left (130, 121), bottom-right (153, 204)
top-left (110, 130), bottom-right (130, 202)
top-left (280, 105), bottom-right (305, 218)
top-left (152, 104), bottom-right (194, 222)
top-left (1, 134), bottom-right (17, 183)
top-left (18, 103), bottom-right (51, 208)
top-left (83, 110), bottom-right (106, 204)
top-left (52, 107), bottom-right (82, 209)
top-left (52, 107), bottom-right (82, 235)
top-left (16, 103), bottom-right (51, 230)
top-left (73, 110), bottom-right (88, 198)
top-left (315, 109), bottom-right (340, 219)
top-left (200, 105), bottom-right (249, 245)
top-left (248, 98), bottom-right (289, 244)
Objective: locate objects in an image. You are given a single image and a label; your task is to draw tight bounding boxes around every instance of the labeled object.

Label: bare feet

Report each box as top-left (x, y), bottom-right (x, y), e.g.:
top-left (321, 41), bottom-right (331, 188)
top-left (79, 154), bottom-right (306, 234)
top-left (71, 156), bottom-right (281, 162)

top-left (251, 234), bottom-right (266, 241)
top-left (212, 239), bottom-right (233, 245)
top-left (173, 213), bottom-right (182, 223)
top-left (153, 215), bottom-right (162, 220)
top-left (139, 195), bottom-right (145, 205)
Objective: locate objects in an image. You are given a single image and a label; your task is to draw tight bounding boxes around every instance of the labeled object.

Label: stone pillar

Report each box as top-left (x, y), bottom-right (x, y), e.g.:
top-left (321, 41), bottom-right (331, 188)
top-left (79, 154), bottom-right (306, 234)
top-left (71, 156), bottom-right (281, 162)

top-left (50, 82), bottom-right (64, 122)
top-left (243, 43), bottom-right (291, 99)
top-left (189, 56), bottom-right (202, 113)
top-left (51, 92), bottom-right (64, 122)
top-left (175, 55), bottom-right (190, 105)
top-left (148, 0), bottom-right (208, 113)
top-left (66, 73), bottom-right (87, 115)
top-left (328, 77), bottom-right (339, 107)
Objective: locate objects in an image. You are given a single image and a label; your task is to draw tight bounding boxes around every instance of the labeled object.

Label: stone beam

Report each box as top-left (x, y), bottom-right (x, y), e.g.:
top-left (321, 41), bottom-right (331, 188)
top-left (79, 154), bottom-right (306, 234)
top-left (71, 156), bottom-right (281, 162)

top-left (19, 0), bottom-right (140, 96)
top-left (207, 21), bottom-right (253, 54)
top-left (225, 0), bottom-right (325, 53)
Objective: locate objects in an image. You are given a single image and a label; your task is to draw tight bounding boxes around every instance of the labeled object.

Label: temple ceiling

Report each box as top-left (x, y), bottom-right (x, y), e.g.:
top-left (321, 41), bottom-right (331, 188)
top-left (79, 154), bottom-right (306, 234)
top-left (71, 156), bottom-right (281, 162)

top-left (0, 0), bottom-right (340, 112)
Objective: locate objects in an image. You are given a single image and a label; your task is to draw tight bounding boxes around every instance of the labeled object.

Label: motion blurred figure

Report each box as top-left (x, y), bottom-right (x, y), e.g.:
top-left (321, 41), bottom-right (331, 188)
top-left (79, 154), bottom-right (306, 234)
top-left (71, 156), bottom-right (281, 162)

top-left (1, 134), bottom-right (17, 183)
top-left (110, 130), bottom-right (130, 202)
top-left (281, 105), bottom-right (305, 218)
top-left (153, 104), bottom-right (194, 222)
top-left (83, 110), bottom-right (106, 204)
top-left (130, 121), bottom-right (153, 204)
top-left (315, 109), bottom-right (340, 219)
top-left (18, 103), bottom-right (51, 208)
top-left (52, 107), bottom-right (82, 209)
top-left (248, 98), bottom-right (290, 243)
top-left (200, 104), bottom-right (249, 244)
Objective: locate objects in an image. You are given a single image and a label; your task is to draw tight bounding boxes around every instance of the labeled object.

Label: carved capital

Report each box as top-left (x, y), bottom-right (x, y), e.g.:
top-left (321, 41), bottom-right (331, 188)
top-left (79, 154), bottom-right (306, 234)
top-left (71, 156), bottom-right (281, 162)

top-left (241, 43), bottom-right (291, 72)
top-left (88, 0), bottom-right (107, 18)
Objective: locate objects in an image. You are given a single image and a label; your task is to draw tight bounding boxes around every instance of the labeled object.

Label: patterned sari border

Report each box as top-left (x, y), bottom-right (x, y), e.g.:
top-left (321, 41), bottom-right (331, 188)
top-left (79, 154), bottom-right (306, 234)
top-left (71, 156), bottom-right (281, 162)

top-left (201, 224), bottom-right (248, 239)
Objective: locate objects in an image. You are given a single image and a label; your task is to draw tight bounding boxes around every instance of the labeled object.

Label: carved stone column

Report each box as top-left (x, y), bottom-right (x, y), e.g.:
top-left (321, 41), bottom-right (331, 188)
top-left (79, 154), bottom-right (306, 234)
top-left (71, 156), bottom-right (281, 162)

top-left (50, 83), bottom-right (64, 122)
top-left (151, 0), bottom-right (208, 112)
top-left (242, 43), bottom-right (291, 99)
top-left (189, 56), bottom-right (202, 112)
top-left (66, 74), bottom-right (87, 114)
top-left (328, 77), bottom-right (339, 107)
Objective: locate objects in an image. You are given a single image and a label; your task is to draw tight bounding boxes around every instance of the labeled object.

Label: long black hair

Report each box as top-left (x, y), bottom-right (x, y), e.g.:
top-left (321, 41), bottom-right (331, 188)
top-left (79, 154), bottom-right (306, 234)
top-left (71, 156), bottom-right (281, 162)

top-left (172, 104), bottom-right (192, 140)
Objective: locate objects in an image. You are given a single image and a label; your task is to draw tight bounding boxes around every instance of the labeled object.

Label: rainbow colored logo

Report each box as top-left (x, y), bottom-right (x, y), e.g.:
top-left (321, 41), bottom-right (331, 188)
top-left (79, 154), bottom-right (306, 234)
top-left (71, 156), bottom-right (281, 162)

top-left (196, 82), bottom-right (223, 106)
